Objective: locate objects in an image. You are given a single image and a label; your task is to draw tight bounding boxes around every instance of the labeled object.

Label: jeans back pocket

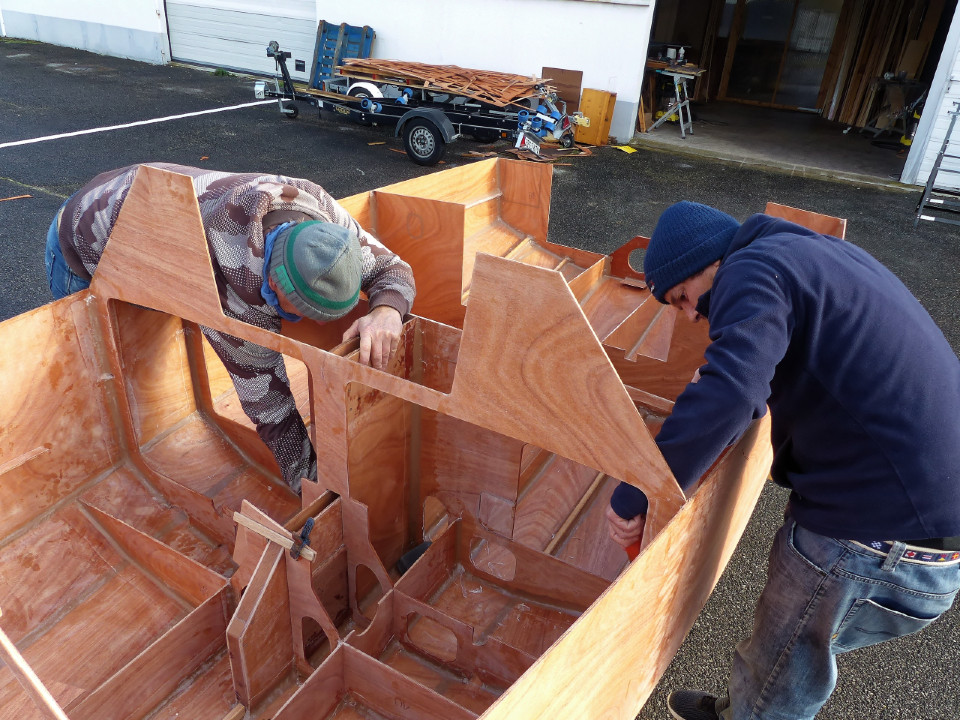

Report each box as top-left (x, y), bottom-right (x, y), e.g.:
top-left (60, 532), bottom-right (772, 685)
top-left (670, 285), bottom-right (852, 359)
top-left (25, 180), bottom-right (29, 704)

top-left (832, 597), bottom-right (937, 653)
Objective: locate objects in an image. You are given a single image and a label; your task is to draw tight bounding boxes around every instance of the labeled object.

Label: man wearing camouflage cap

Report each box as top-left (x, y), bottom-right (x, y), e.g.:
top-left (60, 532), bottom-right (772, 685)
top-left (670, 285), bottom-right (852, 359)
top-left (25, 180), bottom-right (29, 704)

top-left (47, 163), bottom-right (415, 495)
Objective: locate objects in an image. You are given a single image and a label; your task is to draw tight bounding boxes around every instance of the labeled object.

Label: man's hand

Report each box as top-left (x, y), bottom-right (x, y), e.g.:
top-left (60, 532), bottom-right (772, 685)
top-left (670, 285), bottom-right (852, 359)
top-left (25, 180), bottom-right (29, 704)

top-left (342, 305), bottom-right (402, 370)
top-left (605, 504), bottom-right (645, 549)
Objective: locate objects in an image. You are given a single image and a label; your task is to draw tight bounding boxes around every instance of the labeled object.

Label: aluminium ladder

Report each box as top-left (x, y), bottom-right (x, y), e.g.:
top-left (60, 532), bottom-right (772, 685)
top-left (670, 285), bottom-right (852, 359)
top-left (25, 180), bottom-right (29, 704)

top-left (915, 101), bottom-right (960, 227)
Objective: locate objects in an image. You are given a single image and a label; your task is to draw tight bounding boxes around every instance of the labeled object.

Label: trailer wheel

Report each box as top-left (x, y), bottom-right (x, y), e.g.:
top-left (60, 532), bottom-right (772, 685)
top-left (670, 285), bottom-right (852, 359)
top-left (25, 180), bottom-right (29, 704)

top-left (282, 102), bottom-right (299, 119)
top-left (559, 132), bottom-right (575, 148)
top-left (402, 119), bottom-right (446, 166)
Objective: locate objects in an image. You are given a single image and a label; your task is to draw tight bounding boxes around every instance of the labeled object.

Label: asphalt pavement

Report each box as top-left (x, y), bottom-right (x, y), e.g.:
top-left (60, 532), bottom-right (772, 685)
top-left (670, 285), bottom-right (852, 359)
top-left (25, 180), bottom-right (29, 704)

top-left (1, 38), bottom-right (958, 720)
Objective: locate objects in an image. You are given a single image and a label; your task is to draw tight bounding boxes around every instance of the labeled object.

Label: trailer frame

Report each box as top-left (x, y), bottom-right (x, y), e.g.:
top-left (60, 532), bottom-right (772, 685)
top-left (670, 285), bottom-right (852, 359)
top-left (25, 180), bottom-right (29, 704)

top-left (255, 41), bottom-right (576, 165)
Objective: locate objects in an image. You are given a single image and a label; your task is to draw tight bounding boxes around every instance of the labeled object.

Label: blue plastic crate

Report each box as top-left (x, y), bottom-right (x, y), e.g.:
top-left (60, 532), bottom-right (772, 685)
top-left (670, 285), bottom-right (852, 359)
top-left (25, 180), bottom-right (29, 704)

top-left (310, 21), bottom-right (376, 90)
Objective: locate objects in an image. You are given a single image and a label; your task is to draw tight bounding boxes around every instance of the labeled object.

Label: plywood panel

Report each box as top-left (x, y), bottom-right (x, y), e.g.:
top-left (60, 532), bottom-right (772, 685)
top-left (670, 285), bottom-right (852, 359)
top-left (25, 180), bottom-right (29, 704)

top-left (499, 160), bottom-right (551, 244)
top-left (0, 506), bottom-right (122, 646)
top-left (115, 304), bottom-right (197, 446)
top-left (462, 222), bottom-right (525, 296)
top-left (377, 158), bottom-right (499, 205)
top-left (373, 192), bottom-right (467, 328)
top-left (144, 652), bottom-right (236, 719)
top-left (552, 476), bottom-right (628, 582)
top-left (0, 567), bottom-right (185, 713)
top-left (764, 202), bottom-right (847, 239)
top-left (227, 544), bottom-right (292, 707)
top-left (84, 505), bottom-right (226, 606)
top-left (463, 195), bottom-right (502, 240)
top-left (513, 456), bottom-right (602, 551)
top-left (92, 166), bottom-right (222, 320)
top-left (142, 413), bottom-right (244, 496)
top-left (347, 384), bottom-right (410, 570)
top-left (541, 67), bottom-right (583, 112)
top-left (443, 254), bottom-right (683, 542)
top-left (579, 277), bottom-right (649, 341)
top-left (70, 593), bottom-right (228, 720)
top-left (419, 410), bottom-right (525, 509)
top-left (80, 465), bottom-right (182, 538)
top-left (477, 416), bottom-right (772, 720)
top-left (0, 297), bottom-right (119, 538)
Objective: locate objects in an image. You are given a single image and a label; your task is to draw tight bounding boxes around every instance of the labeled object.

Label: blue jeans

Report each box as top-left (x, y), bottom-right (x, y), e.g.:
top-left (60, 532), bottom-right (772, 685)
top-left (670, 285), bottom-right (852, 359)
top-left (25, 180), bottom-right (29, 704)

top-left (45, 204), bottom-right (90, 299)
top-left (718, 514), bottom-right (960, 720)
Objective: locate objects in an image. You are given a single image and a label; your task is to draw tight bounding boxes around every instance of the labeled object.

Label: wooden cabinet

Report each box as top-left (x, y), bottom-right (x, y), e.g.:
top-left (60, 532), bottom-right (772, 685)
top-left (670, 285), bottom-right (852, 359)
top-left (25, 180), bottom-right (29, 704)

top-left (575, 88), bottom-right (617, 145)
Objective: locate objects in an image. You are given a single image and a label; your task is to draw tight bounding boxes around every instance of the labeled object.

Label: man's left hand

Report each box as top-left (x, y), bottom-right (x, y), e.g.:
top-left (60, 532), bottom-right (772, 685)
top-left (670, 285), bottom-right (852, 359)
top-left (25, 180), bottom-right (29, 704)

top-left (343, 305), bottom-right (403, 370)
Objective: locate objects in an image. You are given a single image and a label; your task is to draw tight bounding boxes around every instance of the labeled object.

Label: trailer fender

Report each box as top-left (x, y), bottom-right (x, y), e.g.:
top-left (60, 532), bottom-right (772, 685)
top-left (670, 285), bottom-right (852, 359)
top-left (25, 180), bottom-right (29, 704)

top-left (348, 81), bottom-right (383, 99)
top-left (395, 109), bottom-right (457, 143)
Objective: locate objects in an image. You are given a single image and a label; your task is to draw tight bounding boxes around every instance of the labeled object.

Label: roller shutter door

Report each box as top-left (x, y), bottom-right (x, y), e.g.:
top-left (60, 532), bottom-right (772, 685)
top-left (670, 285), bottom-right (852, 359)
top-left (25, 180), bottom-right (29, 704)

top-left (166, 0), bottom-right (315, 82)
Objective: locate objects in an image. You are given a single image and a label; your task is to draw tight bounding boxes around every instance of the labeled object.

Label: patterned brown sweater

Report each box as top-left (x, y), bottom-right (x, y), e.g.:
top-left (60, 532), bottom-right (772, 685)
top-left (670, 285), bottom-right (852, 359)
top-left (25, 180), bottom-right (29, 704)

top-left (59, 163), bottom-right (416, 492)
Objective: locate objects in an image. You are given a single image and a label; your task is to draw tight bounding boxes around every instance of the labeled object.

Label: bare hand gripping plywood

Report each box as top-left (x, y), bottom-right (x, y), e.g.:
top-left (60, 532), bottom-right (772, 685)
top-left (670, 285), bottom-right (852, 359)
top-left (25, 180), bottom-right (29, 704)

top-left (0, 159), bottom-right (774, 720)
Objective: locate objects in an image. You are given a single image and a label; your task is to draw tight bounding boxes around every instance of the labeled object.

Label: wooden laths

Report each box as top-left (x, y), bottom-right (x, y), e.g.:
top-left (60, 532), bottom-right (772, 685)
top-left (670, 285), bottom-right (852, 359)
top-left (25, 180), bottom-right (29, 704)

top-left (821, 0), bottom-right (945, 126)
top-left (338, 58), bottom-right (550, 107)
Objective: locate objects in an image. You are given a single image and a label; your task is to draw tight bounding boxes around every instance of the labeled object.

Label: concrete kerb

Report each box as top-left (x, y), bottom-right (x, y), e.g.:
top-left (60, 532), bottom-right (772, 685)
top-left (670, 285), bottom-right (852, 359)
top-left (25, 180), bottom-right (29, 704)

top-left (628, 135), bottom-right (918, 193)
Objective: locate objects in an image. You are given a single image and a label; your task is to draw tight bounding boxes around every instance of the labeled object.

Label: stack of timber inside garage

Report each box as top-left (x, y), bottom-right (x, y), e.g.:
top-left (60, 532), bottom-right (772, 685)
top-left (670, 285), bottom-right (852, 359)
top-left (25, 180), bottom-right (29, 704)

top-left (821, 0), bottom-right (945, 126)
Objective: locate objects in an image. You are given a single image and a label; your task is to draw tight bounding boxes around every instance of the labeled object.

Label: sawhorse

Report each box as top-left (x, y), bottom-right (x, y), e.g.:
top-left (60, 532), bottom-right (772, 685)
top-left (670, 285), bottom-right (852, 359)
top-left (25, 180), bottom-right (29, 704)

top-left (647, 69), bottom-right (698, 138)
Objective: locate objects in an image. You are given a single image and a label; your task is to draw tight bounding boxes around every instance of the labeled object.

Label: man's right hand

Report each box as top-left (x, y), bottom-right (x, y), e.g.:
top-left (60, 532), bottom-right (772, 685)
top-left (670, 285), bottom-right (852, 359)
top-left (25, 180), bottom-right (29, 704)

top-left (605, 504), bottom-right (645, 549)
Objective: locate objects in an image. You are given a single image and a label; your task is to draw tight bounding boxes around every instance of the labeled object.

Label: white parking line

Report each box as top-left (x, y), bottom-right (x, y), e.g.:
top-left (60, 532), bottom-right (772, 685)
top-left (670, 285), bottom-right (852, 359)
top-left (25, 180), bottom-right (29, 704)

top-left (0, 99), bottom-right (276, 149)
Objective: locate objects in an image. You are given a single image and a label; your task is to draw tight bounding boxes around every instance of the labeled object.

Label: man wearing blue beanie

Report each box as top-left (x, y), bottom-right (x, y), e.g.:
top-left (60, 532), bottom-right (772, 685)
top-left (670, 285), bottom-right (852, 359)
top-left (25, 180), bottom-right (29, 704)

top-left (605, 201), bottom-right (960, 720)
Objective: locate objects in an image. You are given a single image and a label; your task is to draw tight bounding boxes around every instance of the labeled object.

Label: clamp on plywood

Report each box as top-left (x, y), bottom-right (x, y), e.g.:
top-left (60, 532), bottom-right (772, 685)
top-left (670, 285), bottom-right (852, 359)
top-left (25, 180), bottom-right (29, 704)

top-left (234, 512), bottom-right (317, 563)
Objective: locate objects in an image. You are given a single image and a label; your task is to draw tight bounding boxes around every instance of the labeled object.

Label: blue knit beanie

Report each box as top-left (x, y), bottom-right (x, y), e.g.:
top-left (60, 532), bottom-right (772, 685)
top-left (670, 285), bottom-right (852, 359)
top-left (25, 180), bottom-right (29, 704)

top-left (644, 201), bottom-right (740, 303)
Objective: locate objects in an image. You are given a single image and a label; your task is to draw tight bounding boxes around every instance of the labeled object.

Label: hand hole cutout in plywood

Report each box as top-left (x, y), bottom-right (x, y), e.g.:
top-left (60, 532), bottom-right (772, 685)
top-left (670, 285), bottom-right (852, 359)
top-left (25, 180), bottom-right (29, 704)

top-left (423, 495), bottom-right (450, 542)
top-left (628, 247), bottom-right (646, 274)
top-left (405, 613), bottom-right (458, 663)
top-left (301, 617), bottom-right (332, 668)
top-left (469, 537), bottom-right (517, 582)
top-left (355, 563), bottom-right (385, 621)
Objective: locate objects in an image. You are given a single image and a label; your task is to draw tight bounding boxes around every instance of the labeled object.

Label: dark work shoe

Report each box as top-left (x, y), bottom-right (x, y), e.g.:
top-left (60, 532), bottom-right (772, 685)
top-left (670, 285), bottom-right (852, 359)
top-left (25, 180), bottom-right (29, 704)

top-left (667, 690), bottom-right (721, 720)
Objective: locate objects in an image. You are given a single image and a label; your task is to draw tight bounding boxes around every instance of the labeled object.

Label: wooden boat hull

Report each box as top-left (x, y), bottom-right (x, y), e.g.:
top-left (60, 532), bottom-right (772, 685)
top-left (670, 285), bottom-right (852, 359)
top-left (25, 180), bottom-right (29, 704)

top-left (0, 159), bottom-right (773, 719)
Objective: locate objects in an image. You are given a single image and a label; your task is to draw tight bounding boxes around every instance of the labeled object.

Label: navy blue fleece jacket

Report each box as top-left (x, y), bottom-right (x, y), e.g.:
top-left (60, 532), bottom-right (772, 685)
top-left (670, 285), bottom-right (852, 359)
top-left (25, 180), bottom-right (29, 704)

top-left (611, 214), bottom-right (960, 541)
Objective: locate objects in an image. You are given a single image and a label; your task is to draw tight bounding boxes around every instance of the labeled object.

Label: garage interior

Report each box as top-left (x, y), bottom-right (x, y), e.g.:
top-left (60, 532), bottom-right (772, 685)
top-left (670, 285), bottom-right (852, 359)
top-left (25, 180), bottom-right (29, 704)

top-left (638, 0), bottom-right (957, 184)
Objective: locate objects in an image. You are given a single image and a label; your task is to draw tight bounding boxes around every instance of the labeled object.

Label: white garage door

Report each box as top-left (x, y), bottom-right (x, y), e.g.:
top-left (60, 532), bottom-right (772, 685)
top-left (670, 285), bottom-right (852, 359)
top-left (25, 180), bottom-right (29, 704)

top-left (166, 0), bottom-right (317, 82)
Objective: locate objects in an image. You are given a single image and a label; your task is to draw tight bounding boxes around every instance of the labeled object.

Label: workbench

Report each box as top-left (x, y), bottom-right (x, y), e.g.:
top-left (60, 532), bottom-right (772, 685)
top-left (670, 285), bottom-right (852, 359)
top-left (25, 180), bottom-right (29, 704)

top-left (644, 61), bottom-right (705, 138)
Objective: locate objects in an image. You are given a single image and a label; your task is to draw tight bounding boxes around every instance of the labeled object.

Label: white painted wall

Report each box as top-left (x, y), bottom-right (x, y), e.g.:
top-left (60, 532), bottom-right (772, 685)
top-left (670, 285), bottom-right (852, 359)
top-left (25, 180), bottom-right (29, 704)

top-left (902, 6), bottom-right (960, 188)
top-left (0, 0), bottom-right (654, 140)
top-left (0, 0), bottom-right (170, 63)
top-left (317, 0), bottom-right (655, 142)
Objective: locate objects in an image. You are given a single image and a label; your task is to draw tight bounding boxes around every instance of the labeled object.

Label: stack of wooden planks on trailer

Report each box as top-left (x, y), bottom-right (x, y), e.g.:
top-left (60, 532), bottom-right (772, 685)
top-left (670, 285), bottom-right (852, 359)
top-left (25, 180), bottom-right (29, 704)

top-left (338, 58), bottom-right (553, 107)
